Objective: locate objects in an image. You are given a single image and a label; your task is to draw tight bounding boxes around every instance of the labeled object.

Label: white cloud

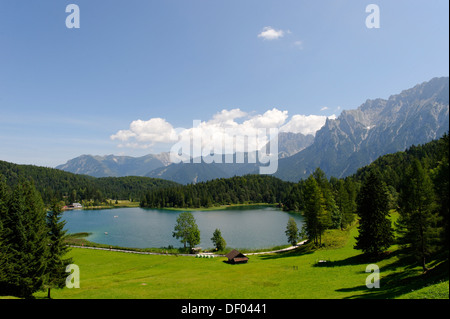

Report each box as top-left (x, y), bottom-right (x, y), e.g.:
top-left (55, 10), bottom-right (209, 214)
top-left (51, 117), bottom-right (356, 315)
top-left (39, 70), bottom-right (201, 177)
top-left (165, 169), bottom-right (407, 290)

top-left (110, 117), bottom-right (177, 147)
top-left (257, 26), bottom-right (285, 40)
top-left (111, 109), bottom-right (336, 151)
top-left (210, 108), bottom-right (247, 124)
top-left (320, 106), bottom-right (329, 111)
top-left (243, 108), bottom-right (288, 128)
top-left (280, 114), bottom-right (335, 136)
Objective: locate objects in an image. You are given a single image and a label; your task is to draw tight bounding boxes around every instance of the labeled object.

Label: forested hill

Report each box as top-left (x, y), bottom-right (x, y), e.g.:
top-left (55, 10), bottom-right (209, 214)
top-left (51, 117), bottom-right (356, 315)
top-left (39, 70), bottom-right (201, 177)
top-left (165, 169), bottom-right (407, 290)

top-left (140, 133), bottom-right (449, 216)
top-left (140, 174), bottom-right (293, 209)
top-left (0, 160), bottom-right (179, 204)
top-left (354, 134), bottom-right (449, 191)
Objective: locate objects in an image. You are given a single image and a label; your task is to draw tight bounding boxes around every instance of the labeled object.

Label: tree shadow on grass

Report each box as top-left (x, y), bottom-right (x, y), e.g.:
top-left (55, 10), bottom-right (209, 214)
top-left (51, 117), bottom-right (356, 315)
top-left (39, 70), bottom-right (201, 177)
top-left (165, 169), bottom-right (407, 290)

top-left (312, 254), bottom-right (368, 268)
top-left (258, 242), bottom-right (316, 260)
top-left (336, 259), bottom-right (449, 299)
top-left (314, 249), bottom-right (408, 268)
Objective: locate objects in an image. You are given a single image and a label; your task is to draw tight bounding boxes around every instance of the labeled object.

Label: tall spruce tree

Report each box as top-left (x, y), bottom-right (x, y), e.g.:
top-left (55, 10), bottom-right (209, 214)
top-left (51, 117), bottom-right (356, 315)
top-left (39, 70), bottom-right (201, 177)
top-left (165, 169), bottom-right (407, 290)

top-left (339, 179), bottom-right (358, 229)
top-left (45, 200), bottom-right (72, 298)
top-left (313, 168), bottom-right (340, 229)
top-left (0, 175), bottom-right (11, 288)
top-left (303, 175), bottom-right (329, 246)
top-left (397, 159), bottom-right (439, 272)
top-left (432, 133), bottom-right (449, 252)
top-left (1, 180), bottom-right (49, 297)
top-left (354, 171), bottom-right (394, 256)
top-left (0, 175), bottom-right (8, 237)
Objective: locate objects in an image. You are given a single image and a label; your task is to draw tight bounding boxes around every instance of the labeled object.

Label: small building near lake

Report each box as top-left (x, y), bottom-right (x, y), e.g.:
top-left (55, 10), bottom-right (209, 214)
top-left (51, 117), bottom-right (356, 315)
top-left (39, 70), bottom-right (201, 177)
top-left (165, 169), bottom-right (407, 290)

top-left (225, 249), bottom-right (249, 264)
top-left (64, 203), bottom-right (83, 210)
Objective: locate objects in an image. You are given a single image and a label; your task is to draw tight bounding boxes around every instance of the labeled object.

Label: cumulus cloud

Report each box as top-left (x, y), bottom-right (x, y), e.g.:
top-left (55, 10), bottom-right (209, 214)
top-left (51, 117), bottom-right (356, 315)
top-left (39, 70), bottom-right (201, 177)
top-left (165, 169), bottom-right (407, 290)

top-left (257, 26), bottom-right (285, 40)
top-left (243, 108), bottom-right (288, 128)
top-left (280, 114), bottom-right (335, 136)
top-left (110, 117), bottom-right (177, 148)
top-left (111, 108), bottom-right (336, 151)
top-left (210, 108), bottom-right (247, 125)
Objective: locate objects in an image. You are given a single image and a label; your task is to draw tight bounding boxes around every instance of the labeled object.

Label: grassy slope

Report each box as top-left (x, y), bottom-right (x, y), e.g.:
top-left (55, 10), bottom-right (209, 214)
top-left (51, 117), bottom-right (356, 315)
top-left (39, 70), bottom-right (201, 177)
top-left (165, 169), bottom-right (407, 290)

top-left (33, 217), bottom-right (449, 299)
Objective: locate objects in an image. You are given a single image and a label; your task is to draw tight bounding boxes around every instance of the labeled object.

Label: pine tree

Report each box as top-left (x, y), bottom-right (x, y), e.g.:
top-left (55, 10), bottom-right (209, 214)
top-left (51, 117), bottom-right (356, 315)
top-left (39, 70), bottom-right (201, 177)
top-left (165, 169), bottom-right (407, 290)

top-left (432, 133), bottom-right (449, 252)
top-left (397, 159), bottom-right (440, 272)
top-left (0, 174), bottom-right (8, 238)
top-left (0, 175), bottom-right (11, 288)
top-left (303, 176), bottom-right (329, 246)
top-left (354, 171), bottom-right (394, 257)
top-left (1, 180), bottom-right (49, 297)
top-left (313, 168), bottom-right (340, 229)
top-left (45, 200), bottom-right (73, 298)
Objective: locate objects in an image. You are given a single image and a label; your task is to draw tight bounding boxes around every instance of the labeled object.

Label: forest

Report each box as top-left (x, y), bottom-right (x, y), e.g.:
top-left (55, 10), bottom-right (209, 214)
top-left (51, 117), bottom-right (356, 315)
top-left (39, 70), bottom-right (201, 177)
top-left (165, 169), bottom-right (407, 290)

top-left (0, 160), bottom-right (178, 205)
top-left (140, 174), bottom-right (293, 208)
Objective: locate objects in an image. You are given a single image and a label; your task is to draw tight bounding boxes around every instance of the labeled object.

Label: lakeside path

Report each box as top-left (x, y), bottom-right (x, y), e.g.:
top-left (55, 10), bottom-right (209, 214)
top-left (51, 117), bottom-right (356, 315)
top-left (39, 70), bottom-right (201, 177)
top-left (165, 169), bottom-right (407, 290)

top-left (67, 240), bottom-right (308, 257)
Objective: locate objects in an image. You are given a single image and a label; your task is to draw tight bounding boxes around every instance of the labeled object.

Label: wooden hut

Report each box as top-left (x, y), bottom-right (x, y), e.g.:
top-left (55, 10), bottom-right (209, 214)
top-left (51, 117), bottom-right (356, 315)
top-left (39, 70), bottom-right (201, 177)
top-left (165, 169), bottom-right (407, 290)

top-left (225, 249), bottom-right (249, 264)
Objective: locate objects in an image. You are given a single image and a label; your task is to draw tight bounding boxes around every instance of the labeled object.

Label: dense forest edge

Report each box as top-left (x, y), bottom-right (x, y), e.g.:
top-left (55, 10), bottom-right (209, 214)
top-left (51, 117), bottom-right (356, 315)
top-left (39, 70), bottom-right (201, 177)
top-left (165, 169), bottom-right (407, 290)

top-left (0, 161), bottom-right (179, 206)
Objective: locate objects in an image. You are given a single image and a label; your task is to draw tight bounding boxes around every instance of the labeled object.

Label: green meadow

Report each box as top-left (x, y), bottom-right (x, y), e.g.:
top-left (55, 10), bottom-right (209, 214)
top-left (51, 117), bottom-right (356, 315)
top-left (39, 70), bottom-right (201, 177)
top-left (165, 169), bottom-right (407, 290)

top-left (34, 216), bottom-right (449, 299)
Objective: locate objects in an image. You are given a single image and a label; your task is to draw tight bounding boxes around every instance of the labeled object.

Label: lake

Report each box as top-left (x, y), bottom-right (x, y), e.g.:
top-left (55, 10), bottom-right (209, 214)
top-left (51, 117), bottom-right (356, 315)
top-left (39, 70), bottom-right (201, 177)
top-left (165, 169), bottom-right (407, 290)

top-left (62, 206), bottom-right (304, 250)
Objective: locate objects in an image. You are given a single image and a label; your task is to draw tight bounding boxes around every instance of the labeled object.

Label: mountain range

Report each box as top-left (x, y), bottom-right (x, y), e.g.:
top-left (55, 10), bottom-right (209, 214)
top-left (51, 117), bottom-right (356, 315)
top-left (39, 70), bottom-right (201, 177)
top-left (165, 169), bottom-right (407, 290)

top-left (56, 153), bottom-right (172, 178)
top-left (56, 77), bottom-right (449, 184)
top-left (56, 132), bottom-right (314, 181)
top-left (275, 76), bottom-right (449, 181)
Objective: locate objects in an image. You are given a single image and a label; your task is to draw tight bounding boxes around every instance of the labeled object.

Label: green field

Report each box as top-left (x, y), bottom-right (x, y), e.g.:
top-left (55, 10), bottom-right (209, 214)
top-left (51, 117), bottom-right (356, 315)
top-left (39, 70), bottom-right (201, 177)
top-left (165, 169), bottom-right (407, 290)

top-left (33, 221), bottom-right (449, 299)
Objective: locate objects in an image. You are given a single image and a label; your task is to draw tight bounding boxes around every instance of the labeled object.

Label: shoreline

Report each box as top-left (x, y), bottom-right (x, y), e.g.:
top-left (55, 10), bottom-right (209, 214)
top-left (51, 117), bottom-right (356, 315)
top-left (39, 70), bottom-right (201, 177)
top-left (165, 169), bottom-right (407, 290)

top-left (67, 240), bottom-right (308, 257)
top-left (65, 232), bottom-right (305, 255)
top-left (73, 202), bottom-right (281, 212)
top-left (156, 203), bottom-right (279, 212)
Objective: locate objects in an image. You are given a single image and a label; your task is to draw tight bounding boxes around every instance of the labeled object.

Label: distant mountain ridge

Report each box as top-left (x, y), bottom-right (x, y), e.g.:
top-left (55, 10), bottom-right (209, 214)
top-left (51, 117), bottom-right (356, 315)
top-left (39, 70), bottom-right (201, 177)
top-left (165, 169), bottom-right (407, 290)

top-left (56, 77), bottom-right (449, 184)
top-left (56, 132), bottom-right (314, 181)
top-left (274, 76), bottom-right (449, 181)
top-left (56, 153), bottom-right (171, 178)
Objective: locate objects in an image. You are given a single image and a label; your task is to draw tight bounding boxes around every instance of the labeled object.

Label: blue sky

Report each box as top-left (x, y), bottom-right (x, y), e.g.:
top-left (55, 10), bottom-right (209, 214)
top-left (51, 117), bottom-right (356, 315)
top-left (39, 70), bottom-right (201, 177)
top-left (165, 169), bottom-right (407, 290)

top-left (0, 0), bottom-right (448, 167)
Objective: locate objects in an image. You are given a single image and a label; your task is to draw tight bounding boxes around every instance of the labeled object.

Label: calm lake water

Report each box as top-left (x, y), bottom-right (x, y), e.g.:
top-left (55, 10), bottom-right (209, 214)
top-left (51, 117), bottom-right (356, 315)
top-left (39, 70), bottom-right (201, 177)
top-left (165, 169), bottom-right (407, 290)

top-left (62, 206), bottom-right (304, 250)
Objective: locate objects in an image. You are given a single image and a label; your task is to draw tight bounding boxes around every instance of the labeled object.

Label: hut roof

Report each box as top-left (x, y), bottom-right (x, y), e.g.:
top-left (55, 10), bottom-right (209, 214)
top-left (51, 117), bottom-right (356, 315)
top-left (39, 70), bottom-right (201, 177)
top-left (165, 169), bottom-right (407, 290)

top-left (225, 249), bottom-right (246, 260)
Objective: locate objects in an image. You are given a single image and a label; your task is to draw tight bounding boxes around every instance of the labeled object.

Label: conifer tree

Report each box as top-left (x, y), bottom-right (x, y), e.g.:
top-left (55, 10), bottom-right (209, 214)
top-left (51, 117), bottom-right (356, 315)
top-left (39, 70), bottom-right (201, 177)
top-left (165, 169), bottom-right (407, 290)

top-left (397, 159), bottom-right (439, 272)
top-left (1, 180), bottom-right (49, 297)
top-left (354, 171), bottom-right (394, 256)
top-left (303, 176), bottom-right (329, 246)
top-left (0, 175), bottom-right (11, 287)
top-left (335, 179), bottom-right (356, 229)
top-left (45, 200), bottom-right (72, 298)
top-left (313, 168), bottom-right (340, 229)
top-left (432, 133), bottom-right (449, 251)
